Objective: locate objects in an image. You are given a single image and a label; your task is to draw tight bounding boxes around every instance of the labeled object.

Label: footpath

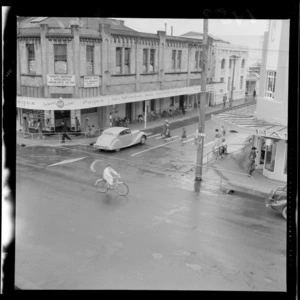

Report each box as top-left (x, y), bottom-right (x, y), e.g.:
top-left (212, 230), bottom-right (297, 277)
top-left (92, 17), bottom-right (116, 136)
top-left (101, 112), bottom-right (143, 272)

top-left (16, 97), bottom-right (286, 197)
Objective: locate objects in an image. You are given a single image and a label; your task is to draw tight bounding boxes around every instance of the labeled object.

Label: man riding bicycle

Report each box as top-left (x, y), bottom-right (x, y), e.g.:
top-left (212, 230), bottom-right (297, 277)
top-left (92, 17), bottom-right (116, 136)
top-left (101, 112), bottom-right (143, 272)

top-left (103, 164), bottom-right (120, 186)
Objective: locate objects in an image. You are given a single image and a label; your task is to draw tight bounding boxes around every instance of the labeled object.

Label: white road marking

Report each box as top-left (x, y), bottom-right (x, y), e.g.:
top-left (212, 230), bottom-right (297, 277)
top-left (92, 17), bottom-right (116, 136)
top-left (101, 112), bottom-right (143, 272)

top-left (47, 157), bottom-right (87, 168)
top-left (90, 159), bottom-right (103, 172)
top-left (204, 141), bottom-right (214, 147)
top-left (182, 138), bottom-right (194, 144)
top-left (155, 135), bottom-right (163, 139)
top-left (131, 137), bottom-right (181, 157)
top-left (164, 135), bottom-right (178, 141)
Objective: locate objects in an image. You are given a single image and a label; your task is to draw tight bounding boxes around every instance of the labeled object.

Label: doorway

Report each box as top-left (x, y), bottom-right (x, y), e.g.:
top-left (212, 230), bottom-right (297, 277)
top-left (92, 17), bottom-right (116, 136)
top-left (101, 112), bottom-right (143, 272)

top-left (126, 103), bottom-right (132, 121)
top-left (179, 95), bottom-right (184, 109)
top-left (54, 110), bottom-right (71, 131)
top-left (257, 137), bottom-right (266, 169)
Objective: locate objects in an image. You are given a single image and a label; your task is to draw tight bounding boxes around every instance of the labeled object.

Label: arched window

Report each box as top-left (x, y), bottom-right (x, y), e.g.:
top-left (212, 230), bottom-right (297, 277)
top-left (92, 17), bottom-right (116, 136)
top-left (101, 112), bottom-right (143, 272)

top-left (241, 59), bottom-right (245, 68)
top-left (221, 59), bottom-right (225, 69)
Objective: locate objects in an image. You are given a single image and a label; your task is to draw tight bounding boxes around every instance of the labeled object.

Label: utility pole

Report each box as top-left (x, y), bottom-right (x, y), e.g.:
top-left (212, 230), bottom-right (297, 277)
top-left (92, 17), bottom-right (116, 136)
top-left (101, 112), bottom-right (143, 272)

top-left (230, 55), bottom-right (239, 107)
top-left (195, 19), bottom-right (208, 181)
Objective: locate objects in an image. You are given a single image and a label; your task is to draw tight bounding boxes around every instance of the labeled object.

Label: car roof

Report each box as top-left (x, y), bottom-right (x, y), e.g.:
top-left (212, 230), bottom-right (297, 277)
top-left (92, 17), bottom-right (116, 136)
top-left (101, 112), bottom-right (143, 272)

top-left (103, 127), bottom-right (129, 134)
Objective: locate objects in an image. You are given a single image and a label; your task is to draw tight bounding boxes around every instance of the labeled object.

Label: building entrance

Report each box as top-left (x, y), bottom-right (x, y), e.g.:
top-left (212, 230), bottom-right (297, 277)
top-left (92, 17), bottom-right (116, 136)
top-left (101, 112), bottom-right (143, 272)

top-left (54, 110), bottom-right (71, 131)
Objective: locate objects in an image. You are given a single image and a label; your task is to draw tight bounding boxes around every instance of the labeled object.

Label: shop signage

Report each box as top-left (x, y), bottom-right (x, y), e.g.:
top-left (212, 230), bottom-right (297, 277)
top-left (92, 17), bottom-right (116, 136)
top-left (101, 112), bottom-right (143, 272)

top-left (17, 83), bottom-right (223, 111)
top-left (84, 76), bottom-right (100, 88)
top-left (47, 74), bottom-right (75, 86)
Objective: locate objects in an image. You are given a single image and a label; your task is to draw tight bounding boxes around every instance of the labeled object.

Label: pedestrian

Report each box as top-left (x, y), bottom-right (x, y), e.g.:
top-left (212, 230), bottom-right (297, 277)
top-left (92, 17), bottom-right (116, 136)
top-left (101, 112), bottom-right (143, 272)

top-left (164, 126), bottom-right (171, 141)
top-left (248, 147), bottom-right (257, 176)
top-left (253, 89), bottom-right (256, 101)
top-left (194, 128), bottom-right (200, 145)
top-left (75, 116), bottom-right (81, 132)
top-left (61, 121), bottom-right (72, 143)
top-left (182, 106), bottom-right (186, 118)
top-left (181, 127), bottom-right (187, 145)
top-left (37, 118), bottom-right (45, 139)
top-left (214, 129), bottom-right (223, 155)
top-left (223, 94), bottom-right (227, 108)
top-left (161, 120), bottom-right (169, 137)
top-left (22, 116), bottom-right (29, 138)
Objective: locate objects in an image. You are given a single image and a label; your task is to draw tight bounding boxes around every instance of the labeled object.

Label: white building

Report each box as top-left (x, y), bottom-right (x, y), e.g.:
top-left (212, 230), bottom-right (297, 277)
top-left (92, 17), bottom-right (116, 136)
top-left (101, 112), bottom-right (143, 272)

top-left (180, 32), bottom-right (249, 106)
top-left (212, 20), bottom-right (288, 182)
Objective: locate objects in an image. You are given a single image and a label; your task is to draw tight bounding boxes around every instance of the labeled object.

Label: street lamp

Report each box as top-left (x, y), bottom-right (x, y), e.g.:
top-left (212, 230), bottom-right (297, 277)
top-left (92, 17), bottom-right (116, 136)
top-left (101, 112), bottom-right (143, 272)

top-left (229, 55), bottom-right (240, 107)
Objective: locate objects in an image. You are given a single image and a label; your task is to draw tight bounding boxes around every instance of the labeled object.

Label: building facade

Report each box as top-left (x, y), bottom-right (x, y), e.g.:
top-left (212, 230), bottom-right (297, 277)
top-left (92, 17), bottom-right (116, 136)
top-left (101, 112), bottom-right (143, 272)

top-left (180, 32), bottom-right (249, 106)
top-left (17, 17), bottom-right (224, 133)
top-left (253, 20), bottom-right (289, 181)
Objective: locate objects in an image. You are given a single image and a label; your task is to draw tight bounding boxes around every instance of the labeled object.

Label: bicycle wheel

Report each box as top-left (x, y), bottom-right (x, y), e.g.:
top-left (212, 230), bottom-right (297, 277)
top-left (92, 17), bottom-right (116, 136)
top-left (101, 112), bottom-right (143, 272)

top-left (115, 182), bottom-right (129, 196)
top-left (95, 179), bottom-right (108, 193)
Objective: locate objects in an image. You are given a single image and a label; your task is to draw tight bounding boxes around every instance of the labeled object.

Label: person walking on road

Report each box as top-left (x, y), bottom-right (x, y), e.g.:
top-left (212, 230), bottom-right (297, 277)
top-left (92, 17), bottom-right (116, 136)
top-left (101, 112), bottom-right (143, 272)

top-left (37, 118), bottom-right (45, 139)
top-left (61, 121), bottom-right (72, 143)
top-left (22, 116), bottom-right (29, 138)
top-left (181, 127), bottom-right (187, 145)
top-left (161, 120), bottom-right (169, 137)
top-left (248, 147), bottom-right (257, 176)
top-left (223, 94), bottom-right (227, 108)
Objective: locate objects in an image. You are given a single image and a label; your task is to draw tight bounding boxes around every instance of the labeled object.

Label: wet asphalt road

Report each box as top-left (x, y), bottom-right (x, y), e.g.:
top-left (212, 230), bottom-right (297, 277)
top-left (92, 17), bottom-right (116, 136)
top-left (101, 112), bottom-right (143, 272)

top-left (15, 120), bottom-right (286, 290)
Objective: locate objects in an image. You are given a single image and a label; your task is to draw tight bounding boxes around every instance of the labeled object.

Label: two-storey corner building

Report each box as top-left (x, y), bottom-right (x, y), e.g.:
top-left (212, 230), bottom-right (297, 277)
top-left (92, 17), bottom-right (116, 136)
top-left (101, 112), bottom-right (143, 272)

top-left (180, 32), bottom-right (249, 106)
top-left (211, 20), bottom-right (288, 182)
top-left (17, 17), bottom-right (215, 134)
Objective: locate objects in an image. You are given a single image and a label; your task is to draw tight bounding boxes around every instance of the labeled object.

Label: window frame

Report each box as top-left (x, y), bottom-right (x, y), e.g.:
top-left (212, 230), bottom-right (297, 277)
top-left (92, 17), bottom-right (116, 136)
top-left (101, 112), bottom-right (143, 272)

top-left (177, 50), bottom-right (182, 70)
top-left (115, 47), bottom-right (122, 74)
top-left (149, 49), bottom-right (155, 73)
top-left (143, 48), bottom-right (148, 73)
top-left (124, 47), bottom-right (130, 74)
top-left (171, 50), bottom-right (176, 70)
top-left (240, 76), bottom-right (244, 90)
top-left (27, 44), bottom-right (36, 74)
top-left (86, 45), bottom-right (94, 75)
top-left (54, 44), bottom-right (68, 74)
top-left (221, 59), bottom-right (226, 69)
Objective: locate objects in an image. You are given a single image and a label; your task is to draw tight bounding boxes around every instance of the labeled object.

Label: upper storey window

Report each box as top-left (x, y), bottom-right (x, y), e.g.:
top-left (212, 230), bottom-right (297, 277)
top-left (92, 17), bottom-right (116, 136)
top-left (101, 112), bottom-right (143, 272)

top-left (171, 49), bottom-right (182, 71)
top-left (115, 47), bottom-right (131, 74)
top-left (86, 45), bottom-right (94, 75)
top-left (221, 59), bottom-right (226, 69)
top-left (27, 44), bottom-right (36, 73)
top-left (54, 44), bottom-right (67, 74)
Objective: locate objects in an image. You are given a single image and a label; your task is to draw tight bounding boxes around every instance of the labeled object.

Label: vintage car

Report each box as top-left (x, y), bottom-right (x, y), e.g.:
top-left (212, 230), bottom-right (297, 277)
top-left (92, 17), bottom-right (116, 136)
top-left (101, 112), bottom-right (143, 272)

top-left (94, 127), bottom-right (147, 152)
top-left (265, 185), bottom-right (287, 219)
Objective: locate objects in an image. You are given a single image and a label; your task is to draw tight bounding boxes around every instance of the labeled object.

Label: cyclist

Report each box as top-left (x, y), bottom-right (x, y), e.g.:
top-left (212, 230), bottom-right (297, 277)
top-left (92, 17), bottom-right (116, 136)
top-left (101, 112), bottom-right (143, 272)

top-left (103, 164), bottom-right (120, 187)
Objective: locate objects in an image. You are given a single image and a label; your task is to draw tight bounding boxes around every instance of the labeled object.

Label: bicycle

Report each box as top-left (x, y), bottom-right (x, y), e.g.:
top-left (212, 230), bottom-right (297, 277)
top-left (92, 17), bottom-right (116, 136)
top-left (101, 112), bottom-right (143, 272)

top-left (95, 176), bottom-right (129, 196)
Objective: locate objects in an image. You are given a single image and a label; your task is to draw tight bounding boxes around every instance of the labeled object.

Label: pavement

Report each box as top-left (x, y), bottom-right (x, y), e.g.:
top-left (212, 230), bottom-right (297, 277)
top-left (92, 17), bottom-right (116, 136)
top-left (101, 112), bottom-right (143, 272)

top-left (16, 96), bottom-right (286, 198)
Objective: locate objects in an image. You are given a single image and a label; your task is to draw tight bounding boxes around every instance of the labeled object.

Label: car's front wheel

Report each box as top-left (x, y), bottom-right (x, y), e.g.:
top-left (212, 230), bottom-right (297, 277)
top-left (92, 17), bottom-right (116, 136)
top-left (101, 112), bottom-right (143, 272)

top-left (282, 206), bottom-right (287, 219)
top-left (140, 135), bottom-right (147, 145)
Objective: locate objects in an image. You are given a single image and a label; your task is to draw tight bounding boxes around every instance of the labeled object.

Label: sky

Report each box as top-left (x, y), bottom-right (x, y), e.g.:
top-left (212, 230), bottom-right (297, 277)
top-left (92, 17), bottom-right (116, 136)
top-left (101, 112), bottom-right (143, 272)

top-left (115, 18), bottom-right (269, 39)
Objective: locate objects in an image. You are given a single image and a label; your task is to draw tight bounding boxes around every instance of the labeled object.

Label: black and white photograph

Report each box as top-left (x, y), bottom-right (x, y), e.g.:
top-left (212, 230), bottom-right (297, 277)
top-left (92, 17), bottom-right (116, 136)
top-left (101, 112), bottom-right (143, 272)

top-left (2, 6), bottom-right (298, 294)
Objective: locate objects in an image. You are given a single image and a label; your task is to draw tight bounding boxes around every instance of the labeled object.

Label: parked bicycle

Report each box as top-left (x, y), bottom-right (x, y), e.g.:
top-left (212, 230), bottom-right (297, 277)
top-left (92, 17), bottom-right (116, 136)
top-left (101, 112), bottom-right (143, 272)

top-left (95, 176), bottom-right (129, 196)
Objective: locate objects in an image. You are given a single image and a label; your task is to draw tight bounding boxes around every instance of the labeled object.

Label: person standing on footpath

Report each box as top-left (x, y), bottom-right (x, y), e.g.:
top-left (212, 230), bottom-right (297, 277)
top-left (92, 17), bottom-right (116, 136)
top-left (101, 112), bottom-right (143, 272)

top-left (253, 89), bottom-right (256, 101)
top-left (248, 147), bottom-right (257, 176)
top-left (23, 116), bottom-right (29, 138)
top-left (223, 94), bottom-right (227, 108)
top-left (37, 119), bottom-right (45, 139)
top-left (61, 121), bottom-right (72, 143)
top-left (75, 116), bottom-right (81, 132)
top-left (182, 105), bottom-right (186, 118)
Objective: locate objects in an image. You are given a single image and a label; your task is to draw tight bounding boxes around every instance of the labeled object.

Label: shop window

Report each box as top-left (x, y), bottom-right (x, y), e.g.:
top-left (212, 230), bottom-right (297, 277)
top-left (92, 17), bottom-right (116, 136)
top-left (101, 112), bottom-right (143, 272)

top-left (265, 71), bottom-right (276, 99)
top-left (115, 47), bottom-right (122, 74)
top-left (86, 45), bottom-right (94, 75)
top-left (265, 139), bottom-right (277, 172)
top-left (143, 49), bottom-right (148, 73)
top-left (170, 97), bottom-right (175, 107)
top-left (27, 44), bottom-right (36, 73)
top-left (54, 44), bottom-right (67, 74)
top-left (22, 109), bottom-right (45, 127)
top-left (149, 49), bottom-right (155, 72)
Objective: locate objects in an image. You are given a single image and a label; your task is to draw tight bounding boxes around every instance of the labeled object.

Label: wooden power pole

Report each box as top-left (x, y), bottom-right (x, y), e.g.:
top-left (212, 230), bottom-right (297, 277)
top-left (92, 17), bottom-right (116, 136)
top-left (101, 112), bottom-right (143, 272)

top-left (195, 19), bottom-right (208, 181)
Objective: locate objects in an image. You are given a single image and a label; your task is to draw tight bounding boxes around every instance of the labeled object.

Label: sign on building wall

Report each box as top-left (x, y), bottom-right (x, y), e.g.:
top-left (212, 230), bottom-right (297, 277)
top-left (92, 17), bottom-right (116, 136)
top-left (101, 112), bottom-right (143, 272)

top-left (84, 76), bottom-right (100, 88)
top-left (47, 74), bottom-right (76, 86)
top-left (54, 61), bottom-right (67, 74)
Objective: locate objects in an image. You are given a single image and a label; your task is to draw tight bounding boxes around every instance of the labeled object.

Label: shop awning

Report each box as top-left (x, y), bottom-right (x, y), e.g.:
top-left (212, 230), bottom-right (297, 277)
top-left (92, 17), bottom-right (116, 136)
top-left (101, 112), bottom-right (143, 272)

top-left (211, 112), bottom-right (287, 140)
